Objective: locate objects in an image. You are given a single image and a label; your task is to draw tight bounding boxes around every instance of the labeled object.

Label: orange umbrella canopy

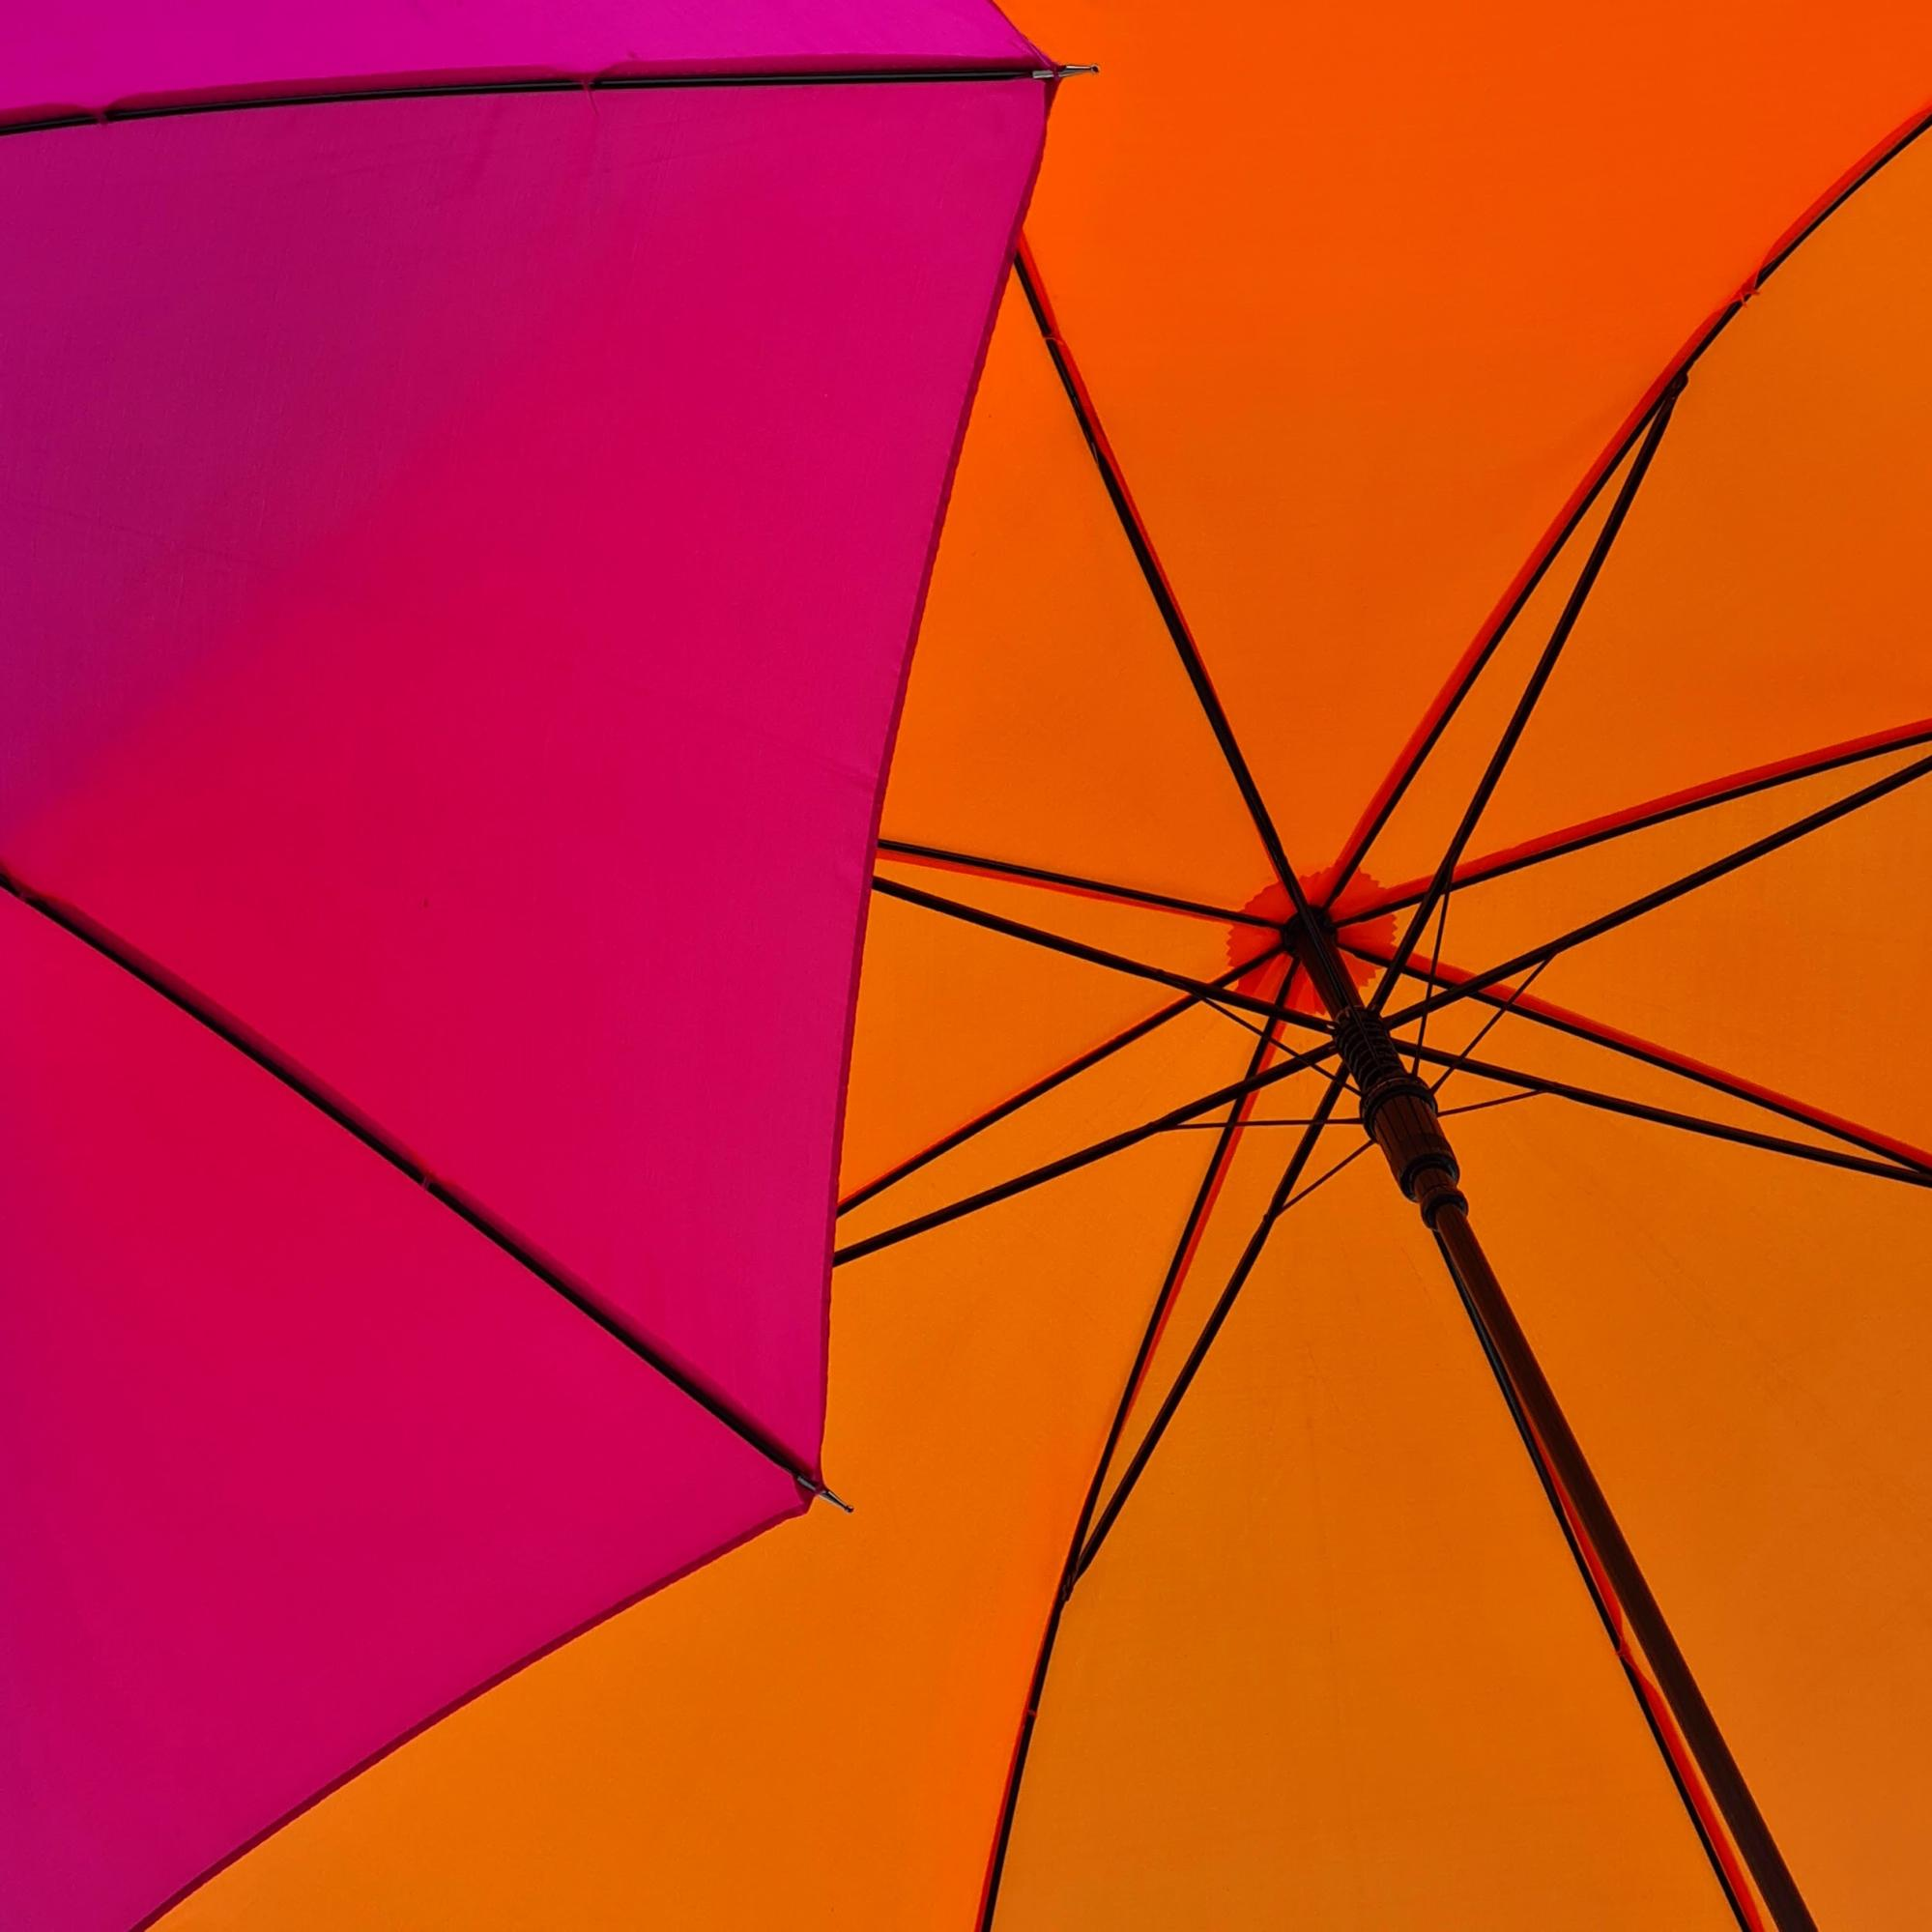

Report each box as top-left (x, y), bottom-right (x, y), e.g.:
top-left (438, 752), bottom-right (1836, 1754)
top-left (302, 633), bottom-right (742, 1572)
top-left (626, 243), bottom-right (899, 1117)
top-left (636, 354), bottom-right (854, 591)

top-left (165, 4), bottom-right (1932, 1928)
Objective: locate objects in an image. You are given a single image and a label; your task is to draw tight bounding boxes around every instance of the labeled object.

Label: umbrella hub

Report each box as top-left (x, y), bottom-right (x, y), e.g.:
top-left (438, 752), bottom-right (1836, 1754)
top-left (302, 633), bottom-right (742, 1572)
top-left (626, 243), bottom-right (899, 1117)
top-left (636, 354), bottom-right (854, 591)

top-left (1284, 908), bottom-right (1467, 1226)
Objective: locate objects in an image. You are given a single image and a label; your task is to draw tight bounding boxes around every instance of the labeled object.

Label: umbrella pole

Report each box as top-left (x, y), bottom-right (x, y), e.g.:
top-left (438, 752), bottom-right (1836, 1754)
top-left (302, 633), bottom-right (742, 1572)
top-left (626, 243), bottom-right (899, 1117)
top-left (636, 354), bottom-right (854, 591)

top-left (1290, 910), bottom-right (1814, 1932)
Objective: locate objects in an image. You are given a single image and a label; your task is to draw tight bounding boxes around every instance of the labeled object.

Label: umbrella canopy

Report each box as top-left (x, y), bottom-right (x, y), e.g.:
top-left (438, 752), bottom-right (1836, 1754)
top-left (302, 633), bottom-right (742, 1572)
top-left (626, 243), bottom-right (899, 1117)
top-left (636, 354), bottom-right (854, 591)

top-left (10, 3), bottom-right (1932, 1929)
top-left (0, 8), bottom-right (1048, 1929)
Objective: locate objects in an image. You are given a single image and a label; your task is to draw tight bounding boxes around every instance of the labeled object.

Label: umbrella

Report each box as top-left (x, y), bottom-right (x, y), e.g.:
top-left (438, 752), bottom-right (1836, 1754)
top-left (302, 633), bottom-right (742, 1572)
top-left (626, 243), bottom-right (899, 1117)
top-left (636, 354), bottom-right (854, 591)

top-left (0, 8), bottom-right (1053, 1929)
top-left (11, 3), bottom-right (1932, 1929)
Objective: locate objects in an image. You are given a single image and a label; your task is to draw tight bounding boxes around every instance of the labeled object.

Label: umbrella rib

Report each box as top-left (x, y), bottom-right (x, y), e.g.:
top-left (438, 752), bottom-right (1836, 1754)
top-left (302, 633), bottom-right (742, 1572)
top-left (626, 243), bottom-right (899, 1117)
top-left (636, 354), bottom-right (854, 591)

top-left (1410, 894), bottom-right (1451, 1074)
top-left (1437, 1089), bottom-right (1540, 1122)
top-left (833, 1034), bottom-right (1344, 1265)
top-left (1756, 101), bottom-right (1932, 279)
top-left (1367, 384), bottom-right (1684, 1014)
top-left (1324, 377), bottom-right (1675, 915)
top-left (1382, 743), bottom-right (1932, 1041)
top-left (2, 67), bottom-right (1070, 139)
top-left (1012, 238), bottom-right (1315, 918)
top-left (1165, 1093), bottom-right (1536, 1130)
top-left (879, 838), bottom-right (1274, 929)
top-left (1324, 100), bottom-right (1932, 916)
top-left (975, 976), bottom-right (1299, 1930)
top-left (870, 873), bottom-right (1317, 1027)
top-left (1349, 935), bottom-right (1932, 1177)
top-left (1070, 1074), bottom-right (1353, 1581)
top-left (1400, 1039), bottom-right (1932, 1191)
top-left (837, 943), bottom-right (1283, 1216)
top-left (1199, 994), bottom-right (1295, 1047)
top-left (1339, 715), bottom-right (1932, 924)
top-left (1426, 958), bottom-right (1550, 1098)
top-left (0, 864), bottom-right (828, 1497)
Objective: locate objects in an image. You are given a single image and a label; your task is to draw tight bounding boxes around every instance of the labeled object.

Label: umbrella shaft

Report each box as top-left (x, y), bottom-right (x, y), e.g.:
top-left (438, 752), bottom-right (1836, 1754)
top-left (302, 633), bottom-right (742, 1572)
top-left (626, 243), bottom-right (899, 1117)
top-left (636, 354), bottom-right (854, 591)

top-left (1432, 1205), bottom-right (1814, 1930)
top-left (1294, 908), bottom-right (1467, 1223)
top-left (1290, 910), bottom-right (1813, 1931)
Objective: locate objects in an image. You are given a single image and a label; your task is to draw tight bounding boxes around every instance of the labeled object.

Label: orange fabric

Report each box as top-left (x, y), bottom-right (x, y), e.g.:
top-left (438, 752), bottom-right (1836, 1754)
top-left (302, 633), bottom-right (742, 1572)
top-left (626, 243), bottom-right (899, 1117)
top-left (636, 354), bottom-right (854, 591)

top-left (166, 7), bottom-right (1932, 1929)
top-left (1367, 116), bottom-right (1932, 895)
top-left (1018, 0), bottom-right (1932, 880)
top-left (991, 1156), bottom-right (1736, 1932)
top-left (1433, 1086), bottom-right (1932, 1932)
top-left (879, 278), bottom-right (1273, 911)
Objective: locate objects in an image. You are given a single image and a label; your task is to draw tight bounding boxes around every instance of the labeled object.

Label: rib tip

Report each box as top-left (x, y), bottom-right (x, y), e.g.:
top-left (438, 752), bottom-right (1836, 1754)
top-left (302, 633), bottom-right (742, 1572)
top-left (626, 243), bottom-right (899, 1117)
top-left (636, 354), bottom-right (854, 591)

top-left (802, 1479), bottom-right (854, 1514)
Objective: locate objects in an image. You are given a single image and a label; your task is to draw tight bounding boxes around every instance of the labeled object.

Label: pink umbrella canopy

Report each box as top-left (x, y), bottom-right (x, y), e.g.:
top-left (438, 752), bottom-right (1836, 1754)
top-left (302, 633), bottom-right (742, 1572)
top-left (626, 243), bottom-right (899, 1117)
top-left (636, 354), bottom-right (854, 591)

top-left (0, 7), bottom-right (1050, 1927)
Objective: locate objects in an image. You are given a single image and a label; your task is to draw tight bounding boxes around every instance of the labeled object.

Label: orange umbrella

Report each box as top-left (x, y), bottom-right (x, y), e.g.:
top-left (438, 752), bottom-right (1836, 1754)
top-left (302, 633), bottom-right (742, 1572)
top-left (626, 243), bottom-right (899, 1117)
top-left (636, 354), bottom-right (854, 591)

top-left (159, 4), bottom-right (1932, 1929)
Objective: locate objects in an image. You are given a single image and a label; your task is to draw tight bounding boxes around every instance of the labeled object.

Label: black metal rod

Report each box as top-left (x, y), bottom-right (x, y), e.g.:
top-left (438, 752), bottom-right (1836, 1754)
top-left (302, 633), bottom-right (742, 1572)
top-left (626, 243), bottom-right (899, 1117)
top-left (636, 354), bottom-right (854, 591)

top-left (879, 838), bottom-right (1273, 929)
top-left (1399, 1040), bottom-right (1932, 1191)
top-left (1410, 896), bottom-right (1450, 1074)
top-left (1013, 243), bottom-right (1312, 920)
top-left (832, 1035), bottom-right (1344, 1265)
top-left (1425, 960), bottom-right (1548, 1097)
top-left (1072, 1073), bottom-right (1350, 1579)
top-left (838, 945), bottom-right (1283, 1217)
top-left (1755, 106), bottom-right (1932, 282)
top-left (975, 989), bottom-right (1295, 1930)
top-left (1345, 936), bottom-right (1932, 1180)
top-left (871, 874), bottom-right (1314, 1026)
top-left (1431, 1202), bottom-right (1816, 1931)
top-left (1325, 101), bottom-right (1932, 921)
top-left (1324, 386), bottom-right (1678, 915)
top-left (1385, 743), bottom-right (1932, 1037)
top-left (1342, 719), bottom-right (1932, 924)
top-left (1164, 1092), bottom-right (1535, 1131)
top-left (1370, 384), bottom-right (1683, 1014)
top-left (2, 65), bottom-right (1058, 140)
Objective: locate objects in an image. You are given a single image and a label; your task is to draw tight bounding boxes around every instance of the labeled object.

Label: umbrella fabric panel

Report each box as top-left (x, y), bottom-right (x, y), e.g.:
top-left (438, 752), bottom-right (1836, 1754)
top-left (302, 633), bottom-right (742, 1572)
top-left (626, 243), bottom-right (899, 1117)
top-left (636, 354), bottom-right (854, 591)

top-left (879, 276), bottom-right (1277, 913)
top-left (1013, 0), bottom-right (1932, 883)
top-left (840, 877), bottom-right (1258, 1203)
top-left (2, 0), bottom-right (1042, 124)
top-left (990, 1151), bottom-right (1737, 1930)
top-left (1350, 760), bottom-right (1932, 1170)
top-left (1082, 1054), bottom-right (1345, 1500)
top-left (0, 76), bottom-right (1047, 1472)
top-left (1432, 1093), bottom-right (1932, 1929)
top-left (1363, 116), bottom-right (1932, 899)
top-left (0, 886), bottom-right (802, 1932)
top-left (1335, 772), bottom-right (1932, 1197)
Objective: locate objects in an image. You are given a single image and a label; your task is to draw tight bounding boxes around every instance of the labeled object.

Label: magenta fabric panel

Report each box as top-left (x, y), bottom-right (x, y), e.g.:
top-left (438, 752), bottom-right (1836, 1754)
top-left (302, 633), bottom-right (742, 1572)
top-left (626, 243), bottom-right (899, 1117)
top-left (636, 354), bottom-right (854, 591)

top-left (0, 889), bottom-right (805, 1932)
top-left (1, 80), bottom-right (1046, 1469)
top-left (3, 0), bottom-right (1042, 123)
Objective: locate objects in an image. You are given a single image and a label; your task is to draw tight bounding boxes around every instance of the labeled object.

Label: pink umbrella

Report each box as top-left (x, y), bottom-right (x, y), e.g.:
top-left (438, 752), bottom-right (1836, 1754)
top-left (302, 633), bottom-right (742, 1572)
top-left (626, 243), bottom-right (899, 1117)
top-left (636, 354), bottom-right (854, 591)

top-left (0, 9), bottom-right (1052, 1926)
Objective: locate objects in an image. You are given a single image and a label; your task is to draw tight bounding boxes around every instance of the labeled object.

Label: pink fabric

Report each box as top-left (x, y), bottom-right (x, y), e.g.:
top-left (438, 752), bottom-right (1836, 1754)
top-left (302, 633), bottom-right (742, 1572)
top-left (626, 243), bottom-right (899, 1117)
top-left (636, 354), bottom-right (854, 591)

top-left (3, 78), bottom-right (1043, 1467)
top-left (2, 1), bottom-right (1042, 124)
top-left (0, 889), bottom-right (806, 1932)
top-left (0, 51), bottom-right (1044, 1932)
